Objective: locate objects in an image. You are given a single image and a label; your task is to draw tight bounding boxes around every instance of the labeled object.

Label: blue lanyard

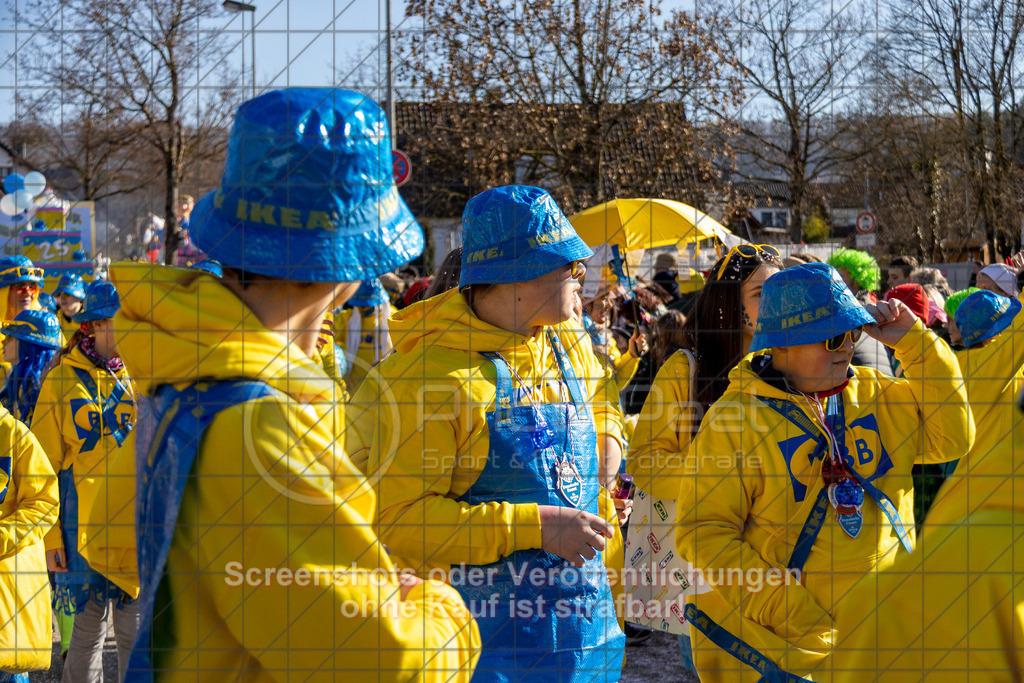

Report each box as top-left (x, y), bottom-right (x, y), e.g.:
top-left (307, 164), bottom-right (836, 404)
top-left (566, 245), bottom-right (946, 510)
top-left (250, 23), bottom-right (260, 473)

top-left (757, 394), bottom-right (914, 557)
top-left (72, 366), bottom-right (134, 449)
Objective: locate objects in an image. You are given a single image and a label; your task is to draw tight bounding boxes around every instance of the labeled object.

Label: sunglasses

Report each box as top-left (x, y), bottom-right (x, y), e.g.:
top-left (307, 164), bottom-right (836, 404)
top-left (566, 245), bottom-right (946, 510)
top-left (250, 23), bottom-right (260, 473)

top-left (715, 244), bottom-right (781, 281)
top-left (568, 260), bottom-right (587, 278)
top-left (824, 327), bottom-right (863, 352)
top-left (11, 282), bottom-right (39, 293)
top-left (0, 266), bottom-right (44, 281)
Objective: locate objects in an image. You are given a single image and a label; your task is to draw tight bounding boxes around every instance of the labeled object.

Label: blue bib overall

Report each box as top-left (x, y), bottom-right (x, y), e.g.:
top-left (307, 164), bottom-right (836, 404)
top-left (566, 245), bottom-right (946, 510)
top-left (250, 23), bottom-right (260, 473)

top-left (455, 331), bottom-right (624, 683)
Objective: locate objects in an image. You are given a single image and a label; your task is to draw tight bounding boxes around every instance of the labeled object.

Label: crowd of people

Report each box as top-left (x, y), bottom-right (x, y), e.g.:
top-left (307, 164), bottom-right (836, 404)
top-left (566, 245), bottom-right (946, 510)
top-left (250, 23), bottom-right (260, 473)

top-left (1, 87), bottom-right (1022, 683)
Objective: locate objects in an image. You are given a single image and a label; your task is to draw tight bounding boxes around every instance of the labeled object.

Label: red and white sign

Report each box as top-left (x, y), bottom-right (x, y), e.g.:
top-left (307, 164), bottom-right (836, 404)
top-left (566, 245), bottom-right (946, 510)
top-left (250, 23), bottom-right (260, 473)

top-left (856, 211), bottom-right (876, 234)
top-left (392, 149), bottom-right (412, 186)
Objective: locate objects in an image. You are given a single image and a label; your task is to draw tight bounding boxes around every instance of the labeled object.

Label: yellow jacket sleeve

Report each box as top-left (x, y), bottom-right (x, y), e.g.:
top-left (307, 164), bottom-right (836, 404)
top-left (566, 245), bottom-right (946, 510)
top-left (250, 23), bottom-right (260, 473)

top-left (0, 416), bottom-right (58, 560)
top-left (627, 351), bottom-right (695, 500)
top-left (890, 321), bottom-right (975, 464)
top-left (372, 381), bottom-right (544, 572)
top-left (675, 420), bottom-right (834, 647)
top-left (32, 370), bottom-right (68, 552)
top-left (175, 399), bottom-right (480, 680)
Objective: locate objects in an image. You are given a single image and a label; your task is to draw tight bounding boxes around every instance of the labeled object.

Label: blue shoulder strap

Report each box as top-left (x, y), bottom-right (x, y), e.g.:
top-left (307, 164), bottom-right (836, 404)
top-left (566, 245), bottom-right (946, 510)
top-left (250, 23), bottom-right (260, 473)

top-left (545, 330), bottom-right (587, 412)
top-left (479, 351), bottom-right (514, 423)
top-left (125, 379), bottom-right (279, 683)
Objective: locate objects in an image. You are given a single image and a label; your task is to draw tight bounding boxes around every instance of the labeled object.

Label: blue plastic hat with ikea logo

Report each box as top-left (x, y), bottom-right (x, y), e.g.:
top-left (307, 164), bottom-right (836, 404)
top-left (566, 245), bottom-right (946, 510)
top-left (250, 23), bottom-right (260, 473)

top-left (348, 278), bottom-right (388, 307)
top-left (750, 262), bottom-right (876, 352)
top-left (54, 273), bottom-right (87, 300)
top-left (191, 88), bottom-right (423, 283)
top-left (188, 259), bottom-right (223, 278)
top-left (954, 289), bottom-right (1022, 348)
top-left (0, 255), bottom-right (44, 289)
top-left (1, 309), bottom-right (63, 350)
top-left (37, 292), bottom-right (58, 315)
top-left (458, 185), bottom-right (593, 288)
top-left (72, 280), bottom-right (121, 323)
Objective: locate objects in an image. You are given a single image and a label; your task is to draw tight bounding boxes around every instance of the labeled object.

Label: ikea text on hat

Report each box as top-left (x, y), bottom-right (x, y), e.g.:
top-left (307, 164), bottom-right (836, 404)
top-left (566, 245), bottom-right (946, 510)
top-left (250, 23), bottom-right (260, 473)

top-left (191, 88), bottom-right (424, 283)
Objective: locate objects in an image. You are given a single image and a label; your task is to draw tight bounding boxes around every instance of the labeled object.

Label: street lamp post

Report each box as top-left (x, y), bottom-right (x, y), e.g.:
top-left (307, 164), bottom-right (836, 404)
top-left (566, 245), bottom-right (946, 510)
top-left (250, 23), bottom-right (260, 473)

top-left (223, 1), bottom-right (257, 98)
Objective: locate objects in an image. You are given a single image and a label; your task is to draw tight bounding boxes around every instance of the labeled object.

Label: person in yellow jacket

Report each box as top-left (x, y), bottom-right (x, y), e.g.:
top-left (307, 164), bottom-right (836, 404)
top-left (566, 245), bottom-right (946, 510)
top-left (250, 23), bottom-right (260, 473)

top-left (0, 256), bottom-right (44, 322)
top-left (33, 279), bottom-right (140, 683)
top-left (336, 278), bottom-right (393, 394)
top-left (115, 88), bottom-right (480, 682)
top-left (53, 273), bottom-right (87, 342)
top-left (827, 394), bottom-right (1024, 680)
top-left (0, 404), bottom-right (58, 682)
top-left (349, 185), bottom-right (626, 682)
top-left (923, 288), bottom-right (1024, 531)
top-left (675, 262), bottom-right (973, 682)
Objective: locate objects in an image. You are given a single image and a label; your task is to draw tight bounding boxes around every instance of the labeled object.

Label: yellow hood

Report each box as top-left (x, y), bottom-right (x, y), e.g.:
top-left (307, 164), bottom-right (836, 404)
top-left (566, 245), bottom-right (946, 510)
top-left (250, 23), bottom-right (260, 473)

top-left (110, 263), bottom-right (336, 404)
top-left (389, 287), bottom-right (530, 354)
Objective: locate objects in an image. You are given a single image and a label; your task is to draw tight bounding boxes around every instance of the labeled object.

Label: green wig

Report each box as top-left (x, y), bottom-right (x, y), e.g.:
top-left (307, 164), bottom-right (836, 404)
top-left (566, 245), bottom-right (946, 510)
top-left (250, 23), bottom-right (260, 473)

top-left (828, 248), bottom-right (881, 292)
top-left (945, 287), bottom-right (982, 318)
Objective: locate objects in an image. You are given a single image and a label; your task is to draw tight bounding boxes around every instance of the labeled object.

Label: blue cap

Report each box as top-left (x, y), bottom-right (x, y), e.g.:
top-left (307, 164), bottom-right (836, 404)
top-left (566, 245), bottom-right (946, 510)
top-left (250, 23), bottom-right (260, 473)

top-left (188, 259), bottom-right (223, 278)
top-left (191, 88), bottom-right (423, 283)
top-left (72, 280), bottom-right (121, 323)
top-left (955, 289), bottom-right (1022, 348)
top-left (1, 309), bottom-right (63, 350)
top-left (348, 279), bottom-right (388, 307)
top-left (458, 186), bottom-right (593, 288)
top-left (54, 273), bottom-right (87, 300)
top-left (751, 263), bottom-right (877, 352)
top-left (0, 255), bottom-right (44, 289)
top-left (36, 292), bottom-right (58, 315)
top-left (72, 249), bottom-right (88, 262)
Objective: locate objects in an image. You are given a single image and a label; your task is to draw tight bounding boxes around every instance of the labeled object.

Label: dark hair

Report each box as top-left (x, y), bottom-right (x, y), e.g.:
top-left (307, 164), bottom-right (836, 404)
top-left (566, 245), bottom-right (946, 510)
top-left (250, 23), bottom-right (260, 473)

top-left (684, 249), bottom-right (781, 435)
top-left (888, 255), bottom-right (919, 276)
top-left (650, 310), bottom-right (688, 367)
top-left (424, 247), bottom-right (463, 299)
top-left (46, 329), bottom-right (87, 374)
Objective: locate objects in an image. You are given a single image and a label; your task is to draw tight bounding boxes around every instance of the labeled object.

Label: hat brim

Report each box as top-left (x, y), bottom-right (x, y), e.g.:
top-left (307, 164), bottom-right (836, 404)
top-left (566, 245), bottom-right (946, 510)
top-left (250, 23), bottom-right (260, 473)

top-left (750, 305), bottom-right (877, 352)
top-left (191, 188), bottom-right (424, 283)
top-left (963, 296), bottom-right (1022, 347)
top-left (458, 234), bottom-right (594, 288)
top-left (53, 286), bottom-right (86, 299)
top-left (72, 306), bottom-right (119, 324)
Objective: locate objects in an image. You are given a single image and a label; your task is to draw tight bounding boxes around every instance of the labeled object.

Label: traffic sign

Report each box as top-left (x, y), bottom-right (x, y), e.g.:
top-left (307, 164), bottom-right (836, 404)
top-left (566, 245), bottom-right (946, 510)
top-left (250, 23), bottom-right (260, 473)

top-left (856, 211), bottom-right (876, 234)
top-left (855, 233), bottom-right (877, 248)
top-left (392, 150), bottom-right (412, 186)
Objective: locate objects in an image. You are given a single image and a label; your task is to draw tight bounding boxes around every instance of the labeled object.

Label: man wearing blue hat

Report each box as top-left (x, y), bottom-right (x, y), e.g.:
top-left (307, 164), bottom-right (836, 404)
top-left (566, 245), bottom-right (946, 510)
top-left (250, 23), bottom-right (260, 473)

top-left (675, 262), bottom-right (973, 682)
top-left (53, 273), bottom-right (87, 340)
top-left (110, 88), bottom-right (480, 680)
top-left (350, 185), bottom-right (627, 681)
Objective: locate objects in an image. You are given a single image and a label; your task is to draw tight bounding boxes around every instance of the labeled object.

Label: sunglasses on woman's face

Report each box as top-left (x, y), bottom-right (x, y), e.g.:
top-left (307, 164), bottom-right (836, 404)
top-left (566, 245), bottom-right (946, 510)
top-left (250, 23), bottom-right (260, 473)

top-left (714, 244), bottom-right (781, 281)
top-left (824, 327), bottom-right (863, 352)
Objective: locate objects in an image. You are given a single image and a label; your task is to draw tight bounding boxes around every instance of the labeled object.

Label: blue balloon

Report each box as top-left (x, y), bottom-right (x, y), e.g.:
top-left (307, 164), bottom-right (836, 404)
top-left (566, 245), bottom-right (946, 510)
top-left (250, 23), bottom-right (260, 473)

top-left (3, 174), bottom-right (24, 194)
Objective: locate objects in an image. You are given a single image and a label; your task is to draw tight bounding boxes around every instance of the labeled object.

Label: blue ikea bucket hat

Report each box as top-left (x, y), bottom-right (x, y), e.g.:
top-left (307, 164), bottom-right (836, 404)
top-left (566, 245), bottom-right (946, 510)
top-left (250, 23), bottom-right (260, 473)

top-left (955, 289), bottom-right (1021, 348)
top-left (348, 279), bottom-right (388, 307)
top-left (458, 186), bottom-right (593, 288)
top-left (0, 255), bottom-right (44, 289)
top-left (54, 273), bottom-right (87, 300)
top-left (751, 263), bottom-right (876, 352)
top-left (72, 280), bottom-right (121, 323)
top-left (37, 292), bottom-right (58, 315)
top-left (191, 88), bottom-right (424, 283)
top-left (188, 259), bottom-right (223, 278)
top-left (1, 309), bottom-right (63, 350)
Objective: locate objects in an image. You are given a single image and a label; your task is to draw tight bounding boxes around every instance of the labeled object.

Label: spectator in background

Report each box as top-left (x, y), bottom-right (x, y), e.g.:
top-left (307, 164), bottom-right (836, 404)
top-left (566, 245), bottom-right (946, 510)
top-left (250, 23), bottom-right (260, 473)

top-left (652, 252), bottom-right (682, 305)
top-left (887, 255), bottom-right (920, 289)
top-left (975, 263), bottom-right (1020, 298)
top-left (910, 266), bottom-right (953, 298)
top-left (423, 246), bottom-right (463, 299)
top-left (379, 271), bottom-right (406, 304)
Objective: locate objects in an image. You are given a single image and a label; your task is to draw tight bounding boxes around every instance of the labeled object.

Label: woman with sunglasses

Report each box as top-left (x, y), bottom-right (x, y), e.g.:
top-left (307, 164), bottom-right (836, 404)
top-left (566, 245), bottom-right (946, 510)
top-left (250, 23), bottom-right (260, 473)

top-left (627, 242), bottom-right (780, 669)
top-left (351, 186), bottom-right (627, 681)
top-left (34, 281), bottom-right (140, 683)
top-left (675, 262), bottom-right (972, 682)
top-left (0, 256), bottom-right (45, 322)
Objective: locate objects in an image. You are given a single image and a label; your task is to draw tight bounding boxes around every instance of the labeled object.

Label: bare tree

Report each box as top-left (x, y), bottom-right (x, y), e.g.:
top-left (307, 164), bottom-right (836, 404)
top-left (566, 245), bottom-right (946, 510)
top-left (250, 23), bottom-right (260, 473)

top-left (722, 0), bottom-right (869, 242)
top-left (19, 0), bottom-right (238, 263)
top-left (398, 0), bottom-right (741, 214)
top-left (886, 0), bottom-right (1024, 260)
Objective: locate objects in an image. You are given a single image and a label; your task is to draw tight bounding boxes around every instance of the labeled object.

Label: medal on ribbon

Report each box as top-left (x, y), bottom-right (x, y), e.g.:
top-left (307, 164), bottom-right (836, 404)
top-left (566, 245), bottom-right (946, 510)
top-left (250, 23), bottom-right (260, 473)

top-left (828, 477), bottom-right (865, 539)
top-left (555, 456), bottom-right (583, 507)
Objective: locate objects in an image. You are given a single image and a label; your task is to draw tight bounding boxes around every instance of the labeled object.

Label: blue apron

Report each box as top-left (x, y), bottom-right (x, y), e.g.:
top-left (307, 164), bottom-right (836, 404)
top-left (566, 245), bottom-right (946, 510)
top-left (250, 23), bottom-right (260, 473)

top-left (454, 331), bottom-right (625, 683)
top-left (53, 366), bottom-right (136, 614)
top-left (125, 380), bottom-right (278, 683)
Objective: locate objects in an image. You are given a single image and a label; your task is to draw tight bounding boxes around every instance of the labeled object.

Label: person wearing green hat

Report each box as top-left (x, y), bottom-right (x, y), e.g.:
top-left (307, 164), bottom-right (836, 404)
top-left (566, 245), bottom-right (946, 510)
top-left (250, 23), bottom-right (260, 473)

top-left (675, 262), bottom-right (973, 682)
top-left (110, 88), bottom-right (480, 681)
top-left (349, 185), bottom-right (627, 681)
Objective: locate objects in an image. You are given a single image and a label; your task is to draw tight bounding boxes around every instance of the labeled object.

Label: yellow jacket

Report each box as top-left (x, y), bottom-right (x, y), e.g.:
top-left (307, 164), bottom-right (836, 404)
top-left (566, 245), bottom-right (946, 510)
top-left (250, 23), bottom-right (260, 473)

top-left (828, 415), bottom-right (1024, 680)
top-left (347, 287), bottom-right (625, 575)
top-left (111, 263), bottom-right (480, 682)
top-left (675, 322), bottom-right (973, 681)
top-left (58, 312), bottom-right (79, 344)
top-left (924, 294), bottom-right (1024, 531)
top-left (34, 346), bottom-right (137, 588)
top-left (0, 407), bottom-right (58, 672)
top-left (627, 349), bottom-right (696, 500)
